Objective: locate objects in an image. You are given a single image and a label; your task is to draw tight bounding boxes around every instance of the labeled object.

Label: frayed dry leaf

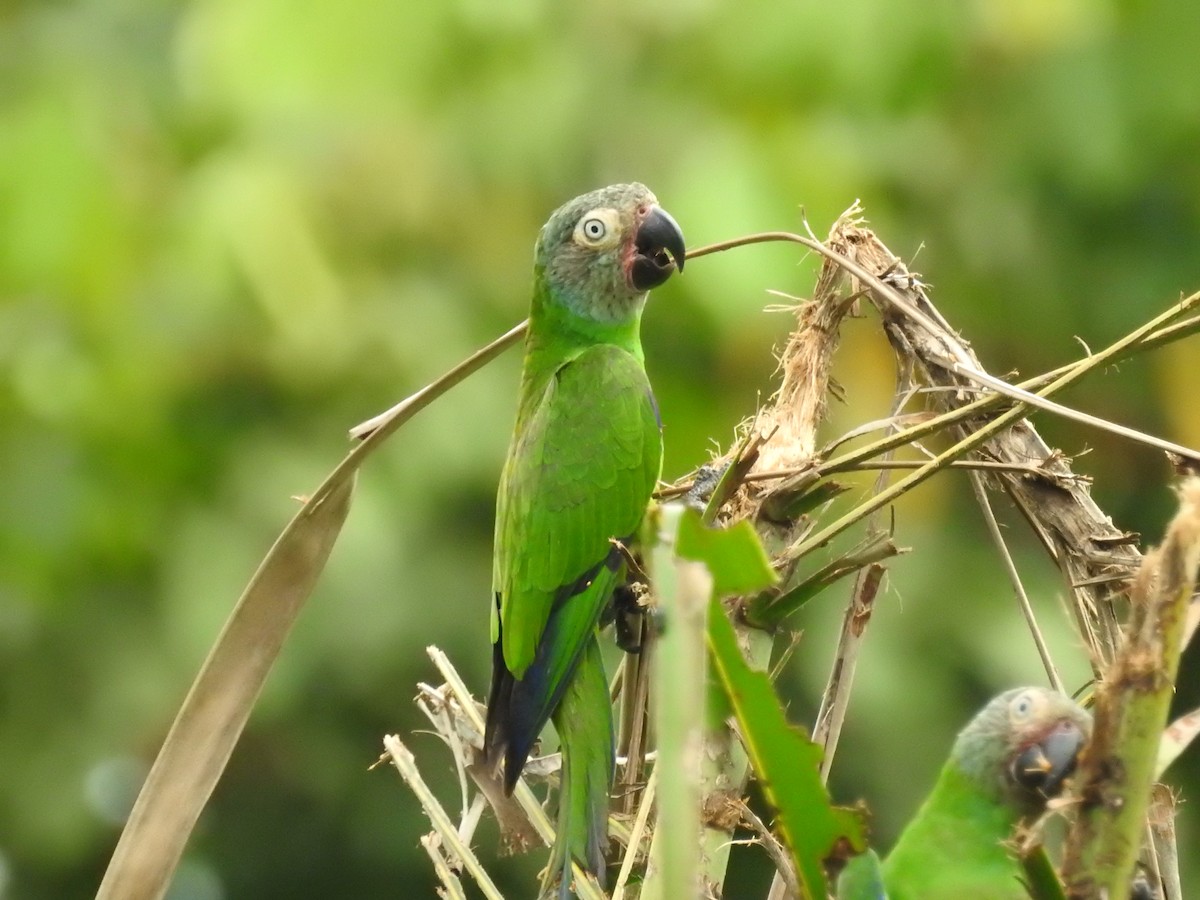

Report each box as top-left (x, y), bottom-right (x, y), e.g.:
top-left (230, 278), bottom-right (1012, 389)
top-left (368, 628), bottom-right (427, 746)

top-left (1184, 600), bottom-right (1200, 651)
top-left (98, 476), bottom-right (356, 900)
top-left (1156, 706), bottom-right (1200, 779)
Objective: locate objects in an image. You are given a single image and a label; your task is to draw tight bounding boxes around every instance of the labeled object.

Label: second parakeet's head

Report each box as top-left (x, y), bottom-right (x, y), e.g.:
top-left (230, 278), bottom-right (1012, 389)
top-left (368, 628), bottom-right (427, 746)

top-left (953, 686), bottom-right (1092, 816)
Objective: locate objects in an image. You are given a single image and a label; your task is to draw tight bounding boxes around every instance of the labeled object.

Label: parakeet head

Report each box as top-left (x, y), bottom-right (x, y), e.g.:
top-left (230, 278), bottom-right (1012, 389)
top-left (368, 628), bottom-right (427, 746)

top-left (534, 182), bottom-right (686, 323)
top-left (953, 686), bottom-right (1092, 815)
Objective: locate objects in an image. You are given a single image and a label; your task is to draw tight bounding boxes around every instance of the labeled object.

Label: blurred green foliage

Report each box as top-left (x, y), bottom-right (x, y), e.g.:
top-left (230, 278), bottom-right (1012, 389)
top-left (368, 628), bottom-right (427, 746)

top-left (2, 0), bottom-right (1199, 897)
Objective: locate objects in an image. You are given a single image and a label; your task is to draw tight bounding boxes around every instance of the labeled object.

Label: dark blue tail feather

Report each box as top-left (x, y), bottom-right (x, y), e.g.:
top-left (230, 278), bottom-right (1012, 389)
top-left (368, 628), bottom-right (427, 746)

top-left (484, 545), bottom-right (623, 794)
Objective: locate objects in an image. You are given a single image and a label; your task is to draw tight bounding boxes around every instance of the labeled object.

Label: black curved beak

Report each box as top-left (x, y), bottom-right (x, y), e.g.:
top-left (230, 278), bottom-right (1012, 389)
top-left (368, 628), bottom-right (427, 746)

top-left (630, 205), bottom-right (686, 291)
top-left (1011, 718), bottom-right (1088, 798)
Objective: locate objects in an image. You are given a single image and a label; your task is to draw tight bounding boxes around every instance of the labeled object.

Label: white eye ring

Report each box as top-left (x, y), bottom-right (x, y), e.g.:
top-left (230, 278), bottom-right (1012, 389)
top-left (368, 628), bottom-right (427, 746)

top-left (581, 217), bottom-right (607, 241)
top-left (1012, 693), bottom-right (1035, 719)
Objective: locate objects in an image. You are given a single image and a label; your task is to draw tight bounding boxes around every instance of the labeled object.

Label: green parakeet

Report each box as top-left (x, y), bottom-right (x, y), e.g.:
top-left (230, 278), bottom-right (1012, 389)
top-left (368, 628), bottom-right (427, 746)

top-left (839, 686), bottom-right (1092, 900)
top-left (483, 183), bottom-right (685, 896)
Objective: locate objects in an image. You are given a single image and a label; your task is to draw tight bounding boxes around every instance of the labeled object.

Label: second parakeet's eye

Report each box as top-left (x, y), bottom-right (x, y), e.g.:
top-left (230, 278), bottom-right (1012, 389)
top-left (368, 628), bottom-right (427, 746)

top-left (582, 218), bottom-right (606, 240)
top-left (1010, 690), bottom-right (1036, 721)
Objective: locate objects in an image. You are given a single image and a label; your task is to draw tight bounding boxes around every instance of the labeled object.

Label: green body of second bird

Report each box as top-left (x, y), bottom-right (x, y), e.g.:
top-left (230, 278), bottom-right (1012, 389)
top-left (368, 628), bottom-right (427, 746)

top-left (839, 686), bottom-right (1092, 900)
top-left (484, 183), bottom-right (685, 897)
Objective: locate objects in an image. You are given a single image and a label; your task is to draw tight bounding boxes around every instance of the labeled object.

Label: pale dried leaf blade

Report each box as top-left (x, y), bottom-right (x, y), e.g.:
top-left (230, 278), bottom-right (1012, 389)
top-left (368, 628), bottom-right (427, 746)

top-left (1156, 706), bottom-right (1200, 779)
top-left (384, 734), bottom-right (506, 900)
top-left (1184, 600), bottom-right (1200, 651)
top-left (97, 474), bottom-right (356, 900)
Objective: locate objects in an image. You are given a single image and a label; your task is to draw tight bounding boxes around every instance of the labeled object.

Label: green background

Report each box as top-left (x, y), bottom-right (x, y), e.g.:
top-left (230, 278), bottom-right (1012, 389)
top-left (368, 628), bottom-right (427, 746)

top-left (2, 0), bottom-right (1198, 896)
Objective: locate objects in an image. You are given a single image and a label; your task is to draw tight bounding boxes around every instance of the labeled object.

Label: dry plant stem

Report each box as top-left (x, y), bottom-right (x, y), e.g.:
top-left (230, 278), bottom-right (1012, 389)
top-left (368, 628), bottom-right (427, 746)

top-left (424, 647), bottom-right (608, 900)
top-left (1142, 821), bottom-right (1163, 900)
top-left (1148, 785), bottom-right (1182, 900)
top-left (617, 624), bottom-right (654, 816)
top-left (414, 683), bottom-right (538, 851)
top-left (821, 458), bottom-right (1079, 479)
top-left (1018, 314), bottom-right (1200, 394)
top-left (739, 801), bottom-right (800, 900)
top-left (609, 654), bottom-right (625, 696)
top-left (805, 353), bottom-right (1129, 495)
top-left (416, 687), bottom-right (474, 823)
top-left (460, 792), bottom-right (488, 844)
top-left (349, 320), bottom-right (528, 439)
top-left (420, 834), bottom-right (469, 900)
top-left (966, 468), bottom-right (1064, 692)
top-left (813, 562), bottom-right (888, 775)
top-left (812, 368), bottom-right (913, 767)
top-left (339, 320), bottom-right (537, 524)
top-left (744, 229), bottom-right (854, 477)
top-left (717, 309), bottom-right (1195, 504)
top-left (611, 766), bottom-right (658, 900)
top-left (615, 636), bottom-right (636, 755)
top-left (383, 734), bottom-right (506, 900)
top-left (1061, 480), bottom-right (1200, 897)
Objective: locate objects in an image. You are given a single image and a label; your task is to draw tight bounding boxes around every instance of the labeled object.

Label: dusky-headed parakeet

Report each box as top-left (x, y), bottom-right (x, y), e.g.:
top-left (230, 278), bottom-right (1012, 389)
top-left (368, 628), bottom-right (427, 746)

top-left (839, 686), bottom-right (1092, 900)
top-left (483, 183), bottom-right (685, 896)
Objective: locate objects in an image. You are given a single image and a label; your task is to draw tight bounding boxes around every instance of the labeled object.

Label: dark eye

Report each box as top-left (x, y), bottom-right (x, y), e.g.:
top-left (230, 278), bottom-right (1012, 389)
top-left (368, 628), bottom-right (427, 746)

top-left (581, 217), bottom-right (607, 241)
top-left (1013, 693), bottom-right (1034, 719)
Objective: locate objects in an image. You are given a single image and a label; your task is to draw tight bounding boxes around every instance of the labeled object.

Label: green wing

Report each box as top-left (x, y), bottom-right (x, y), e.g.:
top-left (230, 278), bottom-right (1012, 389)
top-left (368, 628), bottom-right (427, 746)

top-left (492, 342), bottom-right (662, 678)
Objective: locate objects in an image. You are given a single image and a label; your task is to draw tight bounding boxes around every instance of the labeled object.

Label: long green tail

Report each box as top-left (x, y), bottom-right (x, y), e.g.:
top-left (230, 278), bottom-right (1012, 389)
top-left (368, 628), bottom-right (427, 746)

top-left (542, 635), bottom-right (614, 899)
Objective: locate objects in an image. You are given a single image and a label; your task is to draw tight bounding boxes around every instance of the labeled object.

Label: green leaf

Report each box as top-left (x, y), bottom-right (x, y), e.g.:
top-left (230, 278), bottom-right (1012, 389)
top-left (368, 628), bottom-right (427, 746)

top-left (675, 508), bottom-right (778, 597)
top-left (761, 479), bottom-right (849, 523)
top-left (700, 429), bottom-right (762, 525)
top-left (707, 599), bottom-right (867, 899)
top-left (746, 538), bottom-right (899, 628)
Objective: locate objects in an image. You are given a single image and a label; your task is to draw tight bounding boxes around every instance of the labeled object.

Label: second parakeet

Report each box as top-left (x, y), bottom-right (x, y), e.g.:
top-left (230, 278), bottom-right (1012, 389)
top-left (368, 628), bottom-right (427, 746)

top-left (483, 183), bottom-right (685, 896)
top-left (839, 686), bottom-right (1092, 900)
